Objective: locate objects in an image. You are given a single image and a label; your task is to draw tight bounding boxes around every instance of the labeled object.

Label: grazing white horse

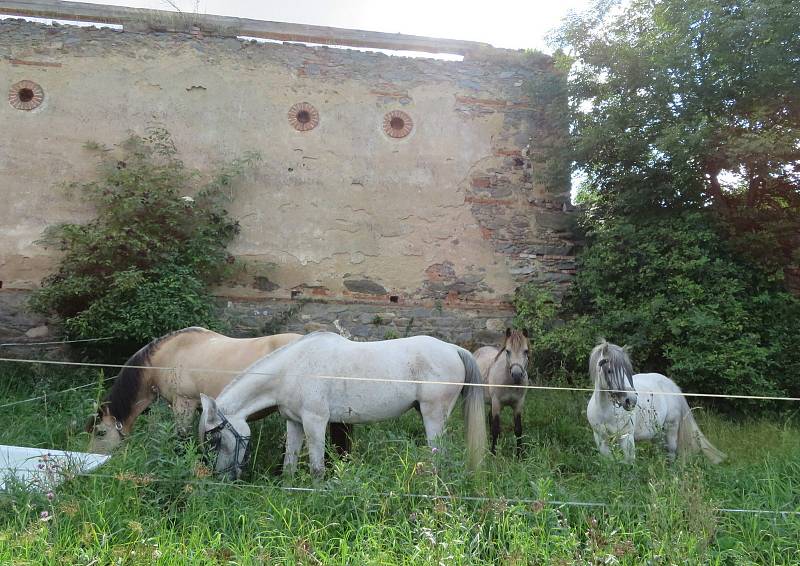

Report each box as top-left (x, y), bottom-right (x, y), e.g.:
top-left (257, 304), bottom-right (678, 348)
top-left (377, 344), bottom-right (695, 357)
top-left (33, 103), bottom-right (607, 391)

top-left (587, 340), bottom-right (726, 464)
top-left (199, 332), bottom-right (487, 479)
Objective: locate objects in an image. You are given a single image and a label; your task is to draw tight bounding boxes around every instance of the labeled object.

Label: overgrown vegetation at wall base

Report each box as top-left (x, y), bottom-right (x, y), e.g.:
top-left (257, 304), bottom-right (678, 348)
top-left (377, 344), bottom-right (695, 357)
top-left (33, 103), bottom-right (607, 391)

top-left (29, 127), bottom-right (259, 349)
top-left (517, 0), bottom-right (800, 405)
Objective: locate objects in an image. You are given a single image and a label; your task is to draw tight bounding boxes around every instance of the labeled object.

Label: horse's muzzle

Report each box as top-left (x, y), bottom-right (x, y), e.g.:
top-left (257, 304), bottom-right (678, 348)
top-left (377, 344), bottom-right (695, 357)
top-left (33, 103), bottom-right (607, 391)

top-left (510, 364), bottom-right (526, 386)
top-left (623, 394), bottom-right (638, 411)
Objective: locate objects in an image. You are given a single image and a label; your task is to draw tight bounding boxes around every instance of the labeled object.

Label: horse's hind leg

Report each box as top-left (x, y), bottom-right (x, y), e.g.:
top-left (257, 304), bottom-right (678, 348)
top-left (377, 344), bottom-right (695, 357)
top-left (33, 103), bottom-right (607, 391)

top-left (329, 423), bottom-right (352, 457)
top-left (283, 419), bottom-right (304, 477)
top-left (419, 400), bottom-right (447, 451)
top-left (490, 398), bottom-right (501, 455)
top-left (664, 420), bottom-right (679, 463)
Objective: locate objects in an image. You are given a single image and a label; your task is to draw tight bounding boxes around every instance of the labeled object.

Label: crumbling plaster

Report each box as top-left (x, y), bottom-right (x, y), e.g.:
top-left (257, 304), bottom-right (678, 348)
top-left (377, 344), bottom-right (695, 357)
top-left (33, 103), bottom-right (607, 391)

top-left (0, 20), bottom-right (574, 313)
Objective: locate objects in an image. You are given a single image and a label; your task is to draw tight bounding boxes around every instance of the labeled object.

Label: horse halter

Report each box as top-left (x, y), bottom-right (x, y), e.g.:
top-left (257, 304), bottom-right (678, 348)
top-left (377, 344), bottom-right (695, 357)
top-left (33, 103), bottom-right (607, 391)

top-left (204, 409), bottom-right (251, 477)
top-left (112, 416), bottom-right (126, 439)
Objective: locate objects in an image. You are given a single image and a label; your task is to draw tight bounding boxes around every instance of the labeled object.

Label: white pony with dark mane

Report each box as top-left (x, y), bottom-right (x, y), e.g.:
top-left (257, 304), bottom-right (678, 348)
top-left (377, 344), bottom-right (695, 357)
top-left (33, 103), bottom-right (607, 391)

top-left (199, 332), bottom-right (487, 479)
top-left (587, 340), bottom-right (725, 464)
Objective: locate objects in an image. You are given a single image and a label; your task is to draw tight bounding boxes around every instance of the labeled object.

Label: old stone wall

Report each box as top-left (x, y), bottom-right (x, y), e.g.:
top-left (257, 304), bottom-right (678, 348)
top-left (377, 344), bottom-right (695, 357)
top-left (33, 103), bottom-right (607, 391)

top-left (0, 19), bottom-right (575, 344)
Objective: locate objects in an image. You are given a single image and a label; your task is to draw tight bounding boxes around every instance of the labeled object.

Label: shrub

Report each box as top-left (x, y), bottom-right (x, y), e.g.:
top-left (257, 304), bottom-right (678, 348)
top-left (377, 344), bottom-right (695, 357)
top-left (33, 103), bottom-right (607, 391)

top-left (515, 210), bottom-right (800, 406)
top-left (30, 126), bottom-right (259, 349)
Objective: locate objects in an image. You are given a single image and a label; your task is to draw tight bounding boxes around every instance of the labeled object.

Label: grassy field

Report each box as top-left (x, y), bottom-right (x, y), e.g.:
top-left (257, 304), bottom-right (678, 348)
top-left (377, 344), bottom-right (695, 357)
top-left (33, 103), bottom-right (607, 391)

top-left (1, 363), bottom-right (798, 565)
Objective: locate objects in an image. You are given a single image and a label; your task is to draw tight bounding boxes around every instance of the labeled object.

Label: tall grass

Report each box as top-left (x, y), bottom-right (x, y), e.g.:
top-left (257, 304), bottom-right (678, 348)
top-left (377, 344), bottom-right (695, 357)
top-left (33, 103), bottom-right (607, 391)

top-left (1, 363), bottom-right (798, 564)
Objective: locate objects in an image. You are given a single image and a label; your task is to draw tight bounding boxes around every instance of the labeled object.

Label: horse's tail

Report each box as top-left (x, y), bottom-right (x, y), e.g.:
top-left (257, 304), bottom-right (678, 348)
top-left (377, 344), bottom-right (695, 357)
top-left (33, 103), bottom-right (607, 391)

top-left (457, 348), bottom-right (487, 471)
top-left (676, 398), bottom-right (726, 464)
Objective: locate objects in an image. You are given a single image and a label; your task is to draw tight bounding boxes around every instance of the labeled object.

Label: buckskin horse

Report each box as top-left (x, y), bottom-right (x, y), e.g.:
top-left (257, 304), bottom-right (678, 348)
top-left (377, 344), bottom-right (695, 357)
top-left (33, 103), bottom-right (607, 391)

top-left (474, 328), bottom-right (531, 457)
top-left (86, 327), bottom-right (352, 455)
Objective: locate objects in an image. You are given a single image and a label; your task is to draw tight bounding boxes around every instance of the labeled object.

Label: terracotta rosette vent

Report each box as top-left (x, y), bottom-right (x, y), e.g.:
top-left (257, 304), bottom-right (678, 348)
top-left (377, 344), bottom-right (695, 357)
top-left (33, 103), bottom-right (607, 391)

top-left (383, 110), bottom-right (413, 139)
top-left (8, 80), bottom-right (44, 111)
top-left (288, 102), bottom-right (319, 132)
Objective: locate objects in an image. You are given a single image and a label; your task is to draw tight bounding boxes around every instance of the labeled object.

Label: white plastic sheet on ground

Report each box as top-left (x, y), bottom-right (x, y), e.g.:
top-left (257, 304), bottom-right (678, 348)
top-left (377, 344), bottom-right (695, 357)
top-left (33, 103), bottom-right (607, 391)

top-left (0, 444), bottom-right (109, 491)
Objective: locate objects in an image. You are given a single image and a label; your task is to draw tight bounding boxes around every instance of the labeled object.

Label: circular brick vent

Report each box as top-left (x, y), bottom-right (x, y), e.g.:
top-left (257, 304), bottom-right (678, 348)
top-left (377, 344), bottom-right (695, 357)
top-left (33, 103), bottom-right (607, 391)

top-left (383, 110), bottom-right (413, 138)
top-left (8, 80), bottom-right (44, 111)
top-left (288, 102), bottom-right (319, 132)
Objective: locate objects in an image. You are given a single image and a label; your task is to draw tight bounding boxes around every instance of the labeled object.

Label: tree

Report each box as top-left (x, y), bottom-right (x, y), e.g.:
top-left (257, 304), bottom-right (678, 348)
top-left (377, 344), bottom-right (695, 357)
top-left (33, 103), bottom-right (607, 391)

top-left (556, 0), bottom-right (800, 268)
top-left (518, 0), bottom-right (800, 404)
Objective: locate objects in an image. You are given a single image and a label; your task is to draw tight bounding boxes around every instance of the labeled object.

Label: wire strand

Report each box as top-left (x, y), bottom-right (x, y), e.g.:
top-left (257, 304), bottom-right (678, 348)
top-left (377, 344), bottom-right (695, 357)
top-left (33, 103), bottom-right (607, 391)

top-left (3, 466), bottom-right (797, 517)
top-left (0, 337), bottom-right (115, 348)
top-left (1, 356), bottom-right (798, 403)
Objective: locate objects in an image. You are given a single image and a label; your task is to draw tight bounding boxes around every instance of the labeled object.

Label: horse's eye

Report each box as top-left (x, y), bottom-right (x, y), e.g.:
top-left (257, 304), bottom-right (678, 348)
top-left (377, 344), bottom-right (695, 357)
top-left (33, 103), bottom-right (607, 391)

top-left (96, 429), bottom-right (106, 437)
top-left (524, 350), bottom-right (529, 357)
top-left (506, 350), bottom-right (510, 357)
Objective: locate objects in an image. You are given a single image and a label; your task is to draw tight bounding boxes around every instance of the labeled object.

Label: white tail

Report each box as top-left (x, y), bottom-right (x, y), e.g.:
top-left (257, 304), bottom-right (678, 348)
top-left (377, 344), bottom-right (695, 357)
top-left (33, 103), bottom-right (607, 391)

top-left (457, 348), bottom-right (487, 471)
top-left (677, 400), bottom-right (726, 464)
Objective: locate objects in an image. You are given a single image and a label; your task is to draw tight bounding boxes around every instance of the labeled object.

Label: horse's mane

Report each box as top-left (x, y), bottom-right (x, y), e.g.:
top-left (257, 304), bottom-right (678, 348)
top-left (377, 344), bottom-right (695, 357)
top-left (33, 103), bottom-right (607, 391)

top-left (85, 327), bottom-right (208, 431)
top-left (492, 329), bottom-right (529, 363)
top-left (505, 330), bottom-right (528, 351)
top-left (588, 339), bottom-right (634, 383)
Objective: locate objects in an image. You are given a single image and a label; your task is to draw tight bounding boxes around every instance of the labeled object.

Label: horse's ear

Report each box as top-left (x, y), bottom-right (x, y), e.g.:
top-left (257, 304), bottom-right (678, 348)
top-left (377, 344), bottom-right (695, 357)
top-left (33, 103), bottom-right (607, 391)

top-left (506, 328), bottom-right (512, 338)
top-left (200, 394), bottom-right (222, 431)
top-left (622, 344), bottom-right (632, 353)
top-left (522, 328), bottom-right (529, 338)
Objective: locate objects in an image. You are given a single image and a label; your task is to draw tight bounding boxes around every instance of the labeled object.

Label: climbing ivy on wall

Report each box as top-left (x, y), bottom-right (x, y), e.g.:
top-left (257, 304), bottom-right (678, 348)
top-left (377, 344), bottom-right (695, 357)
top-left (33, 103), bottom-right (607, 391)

top-left (30, 126), bottom-right (260, 350)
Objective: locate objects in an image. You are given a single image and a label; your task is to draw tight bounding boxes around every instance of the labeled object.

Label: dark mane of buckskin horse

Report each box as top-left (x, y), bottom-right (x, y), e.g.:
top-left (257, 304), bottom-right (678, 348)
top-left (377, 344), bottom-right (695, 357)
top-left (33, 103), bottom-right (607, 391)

top-left (85, 327), bottom-right (205, 431)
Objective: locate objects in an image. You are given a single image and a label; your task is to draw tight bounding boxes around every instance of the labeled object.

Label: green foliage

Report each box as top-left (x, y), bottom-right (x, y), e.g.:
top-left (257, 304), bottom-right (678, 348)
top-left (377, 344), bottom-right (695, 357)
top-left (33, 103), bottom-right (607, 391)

top-left (259, 300), bottom-right (306, 336)
top-left (517, 211), bottom-right (800, 401)
top-left (514, 287), bottom-right (598, 381)
top-left (29, 126), bottom-right (259, 345)
top-left (555, 0), bottom-right (800, 263)
top-left (519, 0), bottom-right (800, 405)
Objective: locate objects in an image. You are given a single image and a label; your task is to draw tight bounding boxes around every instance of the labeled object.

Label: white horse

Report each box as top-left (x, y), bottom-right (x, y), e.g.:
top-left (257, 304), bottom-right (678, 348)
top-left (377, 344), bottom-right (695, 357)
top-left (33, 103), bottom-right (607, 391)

top-left (198, 332), bottom-right (487, 479)
top-left (587, 340), bottom-right (726, 464)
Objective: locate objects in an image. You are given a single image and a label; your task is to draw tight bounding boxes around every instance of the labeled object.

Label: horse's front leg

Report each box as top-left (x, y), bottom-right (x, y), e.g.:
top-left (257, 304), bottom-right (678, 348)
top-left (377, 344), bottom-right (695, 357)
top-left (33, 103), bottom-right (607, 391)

top-left (301, 412), bottom-right (329, 481)
top-left (172, 396), bottom-right (198, 437)
top-left (513, 397), bottom-right (525, 459)
top-left (619, 432), bottom-right (635, 463)
top-left (592, 429), bottom-right (613, 459)
top-left (283, 419), bottom-right (304, 477)
top-left (490, 397), bottom-right (501, 455)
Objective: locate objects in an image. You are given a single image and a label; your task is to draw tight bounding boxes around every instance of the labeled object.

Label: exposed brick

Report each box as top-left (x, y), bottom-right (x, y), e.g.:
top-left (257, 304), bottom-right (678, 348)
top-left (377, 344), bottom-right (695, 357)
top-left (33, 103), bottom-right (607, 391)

top-left (465, 196), bottom-right (514, 206)
top-left (10, 59), bottom-right (62, 67)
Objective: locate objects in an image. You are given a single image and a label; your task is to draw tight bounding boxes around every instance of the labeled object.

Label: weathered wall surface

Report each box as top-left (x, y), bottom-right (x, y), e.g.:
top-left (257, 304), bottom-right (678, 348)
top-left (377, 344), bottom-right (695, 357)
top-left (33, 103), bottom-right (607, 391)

top-left (0, 19), bottom-right (574, 342)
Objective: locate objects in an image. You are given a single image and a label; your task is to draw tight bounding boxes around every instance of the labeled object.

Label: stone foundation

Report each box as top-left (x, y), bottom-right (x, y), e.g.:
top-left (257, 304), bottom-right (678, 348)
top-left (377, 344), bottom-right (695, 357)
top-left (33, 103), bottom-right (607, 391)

top-left (221, 297), bottom-right (514, 348)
